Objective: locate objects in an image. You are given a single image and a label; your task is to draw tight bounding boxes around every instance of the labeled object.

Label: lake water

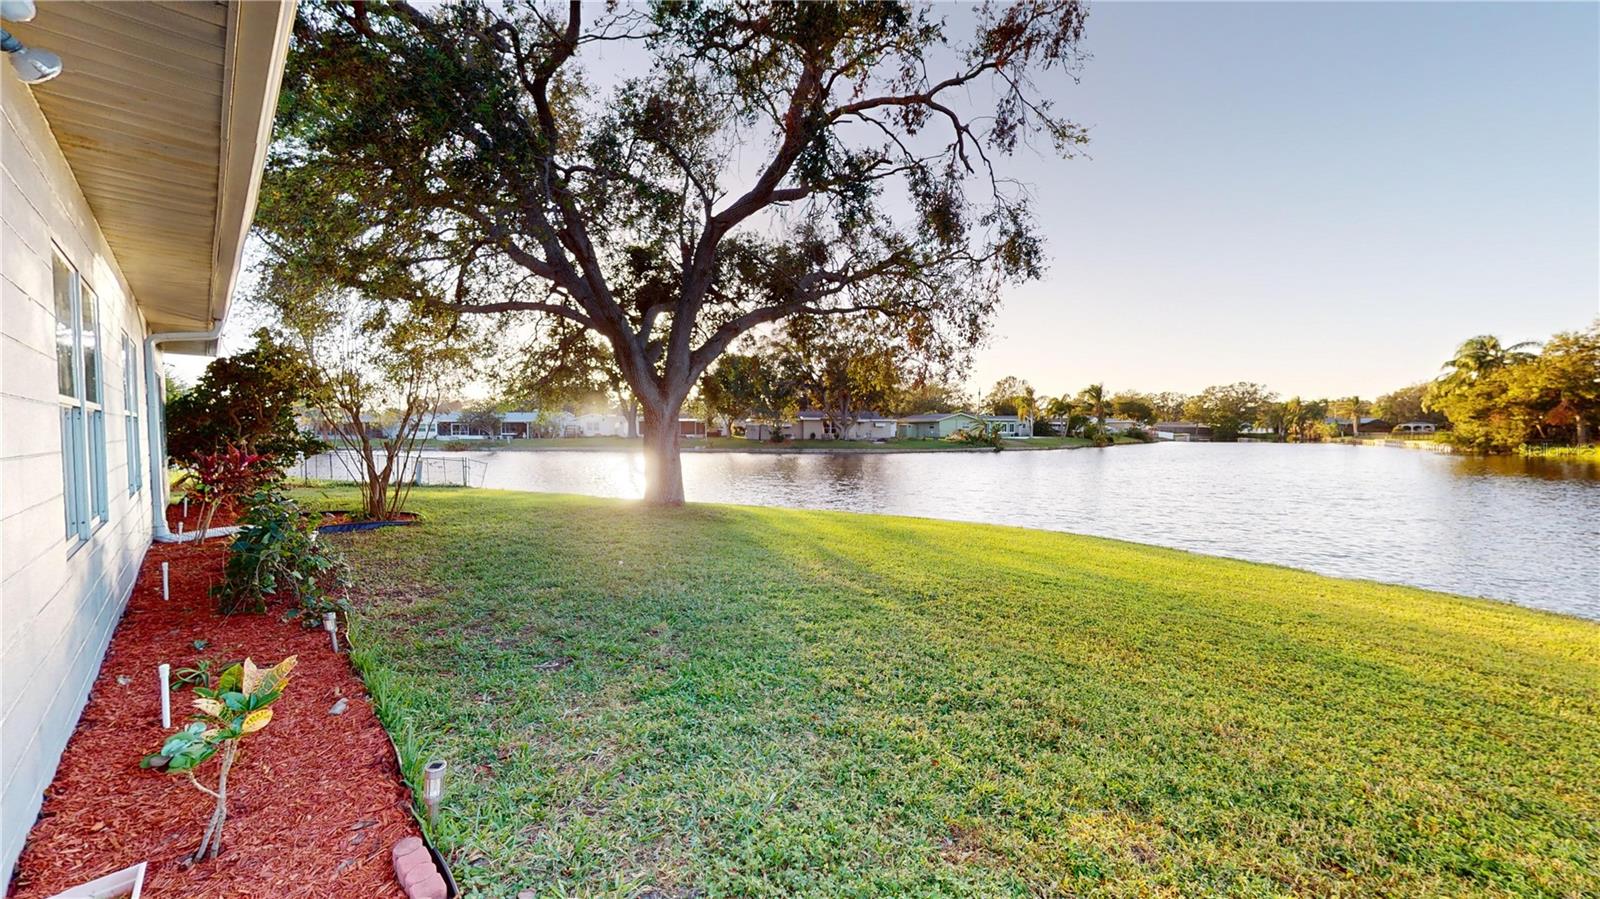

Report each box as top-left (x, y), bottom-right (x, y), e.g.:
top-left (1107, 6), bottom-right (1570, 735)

top-left (309, 443), bottom-right (1600, 619)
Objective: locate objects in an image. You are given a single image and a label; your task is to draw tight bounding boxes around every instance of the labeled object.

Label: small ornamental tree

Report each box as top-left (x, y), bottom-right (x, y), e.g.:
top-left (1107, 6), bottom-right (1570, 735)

top-left (249, 245), bottom-right (477, 520)
top-left (143, 657), bottom-right (297, 862)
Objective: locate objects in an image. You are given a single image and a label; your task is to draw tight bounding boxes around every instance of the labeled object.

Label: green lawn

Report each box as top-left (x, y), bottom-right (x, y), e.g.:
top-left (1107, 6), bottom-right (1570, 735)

top-left (309, 487), bottom-right (1600, 898)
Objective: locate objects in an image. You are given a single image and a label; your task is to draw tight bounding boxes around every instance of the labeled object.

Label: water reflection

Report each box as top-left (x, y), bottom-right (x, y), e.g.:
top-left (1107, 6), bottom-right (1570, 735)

top-left (312, 443), bottom-right (1600, 619)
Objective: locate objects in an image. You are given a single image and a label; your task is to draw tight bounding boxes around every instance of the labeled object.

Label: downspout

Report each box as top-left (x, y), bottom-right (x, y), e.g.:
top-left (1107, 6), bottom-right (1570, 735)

top-left (144, 327), bottom-right (222, 542)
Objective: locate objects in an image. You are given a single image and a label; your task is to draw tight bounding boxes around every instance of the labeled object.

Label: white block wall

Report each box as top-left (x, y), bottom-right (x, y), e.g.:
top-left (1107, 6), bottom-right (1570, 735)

top-left (1, 70), bottom-right (155, 886)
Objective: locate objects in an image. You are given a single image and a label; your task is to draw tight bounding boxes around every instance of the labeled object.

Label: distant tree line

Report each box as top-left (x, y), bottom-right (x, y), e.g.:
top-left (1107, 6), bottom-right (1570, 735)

top-left (440, 320), bottom-right (1597, 454)
top-left (957, 321), bottom-right (1597, 450)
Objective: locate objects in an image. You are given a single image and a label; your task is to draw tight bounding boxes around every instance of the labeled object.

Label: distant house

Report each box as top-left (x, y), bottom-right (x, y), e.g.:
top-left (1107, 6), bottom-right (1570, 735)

top-left (981, 415), bottom-right (1034, 438)
top-left (423, 410), bottom-right (637, 440)
top-left (1154, 421), bottom-right (1214, 442)
top-left (1102, 418), bottom-right (1143, 435)
top-left (791, 410), bottom-right (900, 441)
top-left (428, 410), bottom-right (541, 439)
top-left (1327, 416), bottom-right (1392, 437)
top-left (678, 418), bottom-right (708, 438)
top-left (1394, 421), bottom-right (1437, 435)
top-left (896, 412), bottom-right (984, 439)
top-left (738, 420), bottom-right (790, 441)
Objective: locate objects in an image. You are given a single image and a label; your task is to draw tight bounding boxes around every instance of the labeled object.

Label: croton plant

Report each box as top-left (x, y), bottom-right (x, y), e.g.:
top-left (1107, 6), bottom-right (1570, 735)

top-left (143, 657), bottom-right (296, 861)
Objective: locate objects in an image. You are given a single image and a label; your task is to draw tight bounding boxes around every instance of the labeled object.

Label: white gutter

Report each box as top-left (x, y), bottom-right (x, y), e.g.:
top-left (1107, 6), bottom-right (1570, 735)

top-left (144, 328), bottom-right (221, 542)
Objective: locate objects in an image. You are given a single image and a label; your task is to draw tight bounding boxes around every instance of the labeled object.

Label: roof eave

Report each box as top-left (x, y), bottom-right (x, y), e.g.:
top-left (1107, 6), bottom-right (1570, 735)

top-left (204, 0), bottom-right (297, 334)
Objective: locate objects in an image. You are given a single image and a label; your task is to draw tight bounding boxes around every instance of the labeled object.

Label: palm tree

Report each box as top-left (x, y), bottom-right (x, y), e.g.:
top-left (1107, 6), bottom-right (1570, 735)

top-left (1078, 383), bottom-right (1107, 429)
top-left (1043, 395), bottom-right (1075, 435)
top-left (1438, 335), bottom-right (1539, 390)
top-left (1013, 386), bottom-right (1040, 424)
top-left (1332, 396), bottom-right (1370, 437)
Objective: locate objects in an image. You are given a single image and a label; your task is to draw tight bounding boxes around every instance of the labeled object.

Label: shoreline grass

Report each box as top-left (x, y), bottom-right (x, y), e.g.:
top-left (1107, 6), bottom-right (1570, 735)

top-left (308, 486), bottom-right (1600, 897)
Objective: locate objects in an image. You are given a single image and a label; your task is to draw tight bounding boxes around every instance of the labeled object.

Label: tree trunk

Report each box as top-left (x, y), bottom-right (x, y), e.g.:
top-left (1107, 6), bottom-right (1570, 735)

top-left (626, 398), bottom-right (639, 439)
top-left (641, 403), bottom-right (685, 505)
top-left (194, 740), bottom-right (238, 861)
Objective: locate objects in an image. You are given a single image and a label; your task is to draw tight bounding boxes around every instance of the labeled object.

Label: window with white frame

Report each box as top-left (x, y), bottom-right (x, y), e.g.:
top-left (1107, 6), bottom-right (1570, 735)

top-left (123, 333), bottom-right (143, 495)
top-left (53, 251), bottom-right (108, 540)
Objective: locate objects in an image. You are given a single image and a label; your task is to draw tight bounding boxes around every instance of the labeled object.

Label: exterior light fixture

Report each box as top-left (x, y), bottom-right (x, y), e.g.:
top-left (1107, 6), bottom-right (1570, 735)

top-left (1, 27), bottom-right (62, 85)
top-left (323, 611), bottom-right (339, 652)
top-left (0, 1), bottom-right (38, 22)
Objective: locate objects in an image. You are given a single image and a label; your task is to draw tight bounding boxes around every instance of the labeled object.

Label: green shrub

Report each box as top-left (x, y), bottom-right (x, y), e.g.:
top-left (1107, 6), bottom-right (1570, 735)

top-left (949, 421), bottom-right (1004, 448)
top-left (213, 487), bottom-right (348, 620)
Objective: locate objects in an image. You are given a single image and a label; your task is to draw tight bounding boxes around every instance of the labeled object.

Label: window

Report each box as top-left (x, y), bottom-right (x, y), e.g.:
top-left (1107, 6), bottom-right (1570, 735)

top-left (53, 251), bottom-right (108, 541)
top-left (123, 334), bottom-right (143, 495)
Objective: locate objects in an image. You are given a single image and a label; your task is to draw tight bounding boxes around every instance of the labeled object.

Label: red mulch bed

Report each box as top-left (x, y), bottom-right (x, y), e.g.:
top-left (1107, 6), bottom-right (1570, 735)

top-left (165, 500), bottom-right (241, 533)
top-left (9, 540), bottom-right (418, 898)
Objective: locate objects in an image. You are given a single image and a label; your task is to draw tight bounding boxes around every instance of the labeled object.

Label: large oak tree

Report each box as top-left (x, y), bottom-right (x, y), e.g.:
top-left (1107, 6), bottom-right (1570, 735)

top-left (267, 0), bottom-right (1088, 503)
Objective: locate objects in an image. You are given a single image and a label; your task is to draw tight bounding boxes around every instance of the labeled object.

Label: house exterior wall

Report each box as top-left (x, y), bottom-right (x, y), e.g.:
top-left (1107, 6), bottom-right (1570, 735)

top-left (983, 417), bottom-right (1034, 438)
top-left (796, 418), bottom-right (898, 440)
top-left (1, 74), bottom-right (154, 885)
top-left (897, 413), bottom-right (981, 439)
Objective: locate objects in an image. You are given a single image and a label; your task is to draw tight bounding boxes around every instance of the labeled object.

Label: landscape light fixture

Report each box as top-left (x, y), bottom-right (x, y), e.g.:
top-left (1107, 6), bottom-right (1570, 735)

top-left (323, 612), bottom-right (339, 652)
top-left (422, 760), bottom-right (447, 823)
top-left (1, 0), bottom-right (62, 87)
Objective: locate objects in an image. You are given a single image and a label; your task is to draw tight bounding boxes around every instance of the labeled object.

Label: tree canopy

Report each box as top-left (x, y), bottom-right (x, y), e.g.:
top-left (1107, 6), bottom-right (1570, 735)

top-left (265, 0), bottom-right (1089, 502)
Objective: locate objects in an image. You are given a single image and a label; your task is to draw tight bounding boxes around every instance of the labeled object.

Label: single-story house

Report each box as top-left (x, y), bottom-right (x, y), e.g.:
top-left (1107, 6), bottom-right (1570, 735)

top-left (1394, 421), bottom-right (1437, 435)
top-left (1154, 421), bottom-right (1214, 442)
top-left (0, 1), bottom-right (295, 883)
top-left (1327, 416), bottom-right (1392, 437)
top-left (426, 410), bottom-right (544, 439)
top-left (423, 410), bottom-right (638, 439)
top-left (896, 412), bottom-right (984, 439)
top-left (1102, 418), bottom-right (1144, 434)
top-left (738, 420), bottom-right (792, 441)
top-left (790, 410), bottom-right (899, 441)
top-left (982, 415), bottom-right (1034, 438)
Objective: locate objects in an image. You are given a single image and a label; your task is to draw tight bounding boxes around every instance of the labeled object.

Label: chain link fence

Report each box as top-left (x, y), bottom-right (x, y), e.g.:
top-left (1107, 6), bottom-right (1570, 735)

top-left (291, 453), bottom-right (487, 487)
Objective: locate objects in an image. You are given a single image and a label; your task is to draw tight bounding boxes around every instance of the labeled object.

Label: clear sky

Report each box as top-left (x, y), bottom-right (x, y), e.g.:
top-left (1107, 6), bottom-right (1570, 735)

top-left (198, 1), bottom-right (1598, 402)
top-left (971, 0), bottom-right (1599, 399)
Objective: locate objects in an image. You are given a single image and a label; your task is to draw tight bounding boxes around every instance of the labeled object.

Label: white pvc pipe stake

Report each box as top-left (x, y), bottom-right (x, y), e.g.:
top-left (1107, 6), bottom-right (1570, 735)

top-left (182, 496), bottom-right (189, 518)
top-left (177, 520), bottom-right (185, 537)
top-left (161, 562), bottom-right (170, 601)
top-left (158, 663), bottom-right (171, 729)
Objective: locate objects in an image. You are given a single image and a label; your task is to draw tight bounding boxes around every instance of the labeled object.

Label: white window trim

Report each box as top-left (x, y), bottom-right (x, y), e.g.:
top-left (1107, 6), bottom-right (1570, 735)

top-left (53, 247), bottom-right (108, 543)
top-left (123, 332), bottom-right (144, 496)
